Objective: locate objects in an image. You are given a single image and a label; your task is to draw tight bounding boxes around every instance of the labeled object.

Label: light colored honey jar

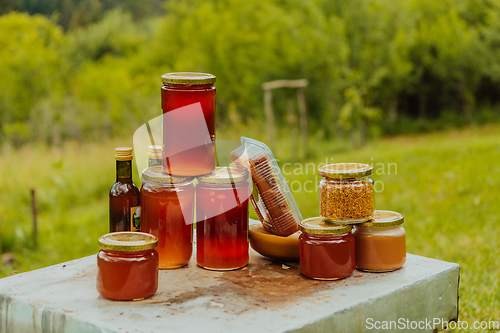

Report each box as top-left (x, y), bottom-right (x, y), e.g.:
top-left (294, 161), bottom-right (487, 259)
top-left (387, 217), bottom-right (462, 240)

top-left (352, 210), bottom-right (406, 272)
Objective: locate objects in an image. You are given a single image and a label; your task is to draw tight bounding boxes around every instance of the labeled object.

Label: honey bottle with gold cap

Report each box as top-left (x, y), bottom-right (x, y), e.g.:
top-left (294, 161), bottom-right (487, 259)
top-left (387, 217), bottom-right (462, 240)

top-left (109, 147), bottom-right (140, 232)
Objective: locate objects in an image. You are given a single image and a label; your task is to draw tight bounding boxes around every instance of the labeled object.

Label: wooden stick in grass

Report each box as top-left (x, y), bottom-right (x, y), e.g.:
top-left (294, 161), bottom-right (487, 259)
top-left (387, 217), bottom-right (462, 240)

top-left (31, 188), bottom-right (37, 248)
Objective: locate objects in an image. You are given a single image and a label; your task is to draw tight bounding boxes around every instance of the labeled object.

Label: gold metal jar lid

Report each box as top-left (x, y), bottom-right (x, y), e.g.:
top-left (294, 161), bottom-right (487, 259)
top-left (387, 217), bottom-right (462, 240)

top-left (299, 217), bottom-right (352, 235)
top-left (358, 210), bottom-right (404, 227)
top-left (198, 167), bottom-right (248, 184)
top-left (318, 163), bottom-right (373, 179)
top-left (115, 147), bottom-right (133, 161)
top-left (98, 232), bottom-right (158, 252)
top-left (148, 145), bottom-right (162, 159)
top-left (142, 166), bottom-right (194, 184)
top-left (161, 72), bottom-right (216, 85)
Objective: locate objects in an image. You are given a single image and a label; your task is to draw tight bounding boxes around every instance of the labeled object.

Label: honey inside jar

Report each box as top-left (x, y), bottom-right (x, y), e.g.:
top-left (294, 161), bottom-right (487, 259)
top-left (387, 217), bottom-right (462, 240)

top-left (161, 73), bottom-right (216, 177)
top-left (298, 217), bottom-right (355, 280)
top-left (140, 166), bottom-right (195, 269)
top-left (196, 167), bottom-right (250, 271)
top-left (353, 210), bottom-right (406, 272)
top-left (96, 232), bottom-right (159, 301)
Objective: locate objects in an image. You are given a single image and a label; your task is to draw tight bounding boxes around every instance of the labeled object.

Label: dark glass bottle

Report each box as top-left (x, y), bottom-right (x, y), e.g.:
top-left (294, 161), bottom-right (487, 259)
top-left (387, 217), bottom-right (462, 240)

top-left (109, 147), bottom-right (140, 232)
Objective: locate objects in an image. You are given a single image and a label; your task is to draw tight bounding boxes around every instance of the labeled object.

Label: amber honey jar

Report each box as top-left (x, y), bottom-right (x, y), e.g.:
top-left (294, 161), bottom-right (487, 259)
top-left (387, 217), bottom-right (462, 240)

top-left (96, 232), bottom-right (159, 301)
top-left (353, 210), bottom-right (406, 272)
top-left (196, 167), bottom-right (250, 270)
top-left (299, 217), bottom-right (355, 280)
top-left (319, 163), bottom-right (374, 224)
top-left (140, 166), bottom-right (195, 269)
top-left (161, 72), bottom-right (216, 177)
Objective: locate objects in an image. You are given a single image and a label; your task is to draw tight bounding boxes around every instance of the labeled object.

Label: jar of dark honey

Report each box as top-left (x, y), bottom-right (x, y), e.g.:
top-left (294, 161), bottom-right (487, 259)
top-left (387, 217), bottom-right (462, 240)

top-left (196, 167), bottom-right (250, 270)
top-left (299, 217), bottom-right (355, 280)
top-left (161, 72), bottom-right (216, 176)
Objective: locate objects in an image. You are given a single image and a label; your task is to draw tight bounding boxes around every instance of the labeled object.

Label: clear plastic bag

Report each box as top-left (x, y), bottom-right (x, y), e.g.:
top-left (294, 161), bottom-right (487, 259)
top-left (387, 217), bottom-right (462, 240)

top-left (231, 137), bottom-right (303, 236)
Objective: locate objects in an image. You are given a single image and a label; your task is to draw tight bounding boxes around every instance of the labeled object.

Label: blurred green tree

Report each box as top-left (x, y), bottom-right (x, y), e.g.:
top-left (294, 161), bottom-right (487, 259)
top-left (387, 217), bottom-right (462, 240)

top-left (338, 87), bottom-right (382, 148)
top-left (480, 0), bottom-right (500, 85)
top-left (1, 0), bottom-right (500, 146)
top-left (0, 12), bottom-right (65, 145)
top-left (148, 0), bottom-right (348, 126)
top-left (402, 0), bottom-right (484, 123)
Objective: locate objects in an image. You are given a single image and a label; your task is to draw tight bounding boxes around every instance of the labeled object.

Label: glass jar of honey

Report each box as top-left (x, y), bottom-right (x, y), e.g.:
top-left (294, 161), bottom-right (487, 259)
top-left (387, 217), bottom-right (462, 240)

top-left (161, 72), bottom-right (216, 177)
top-left (97, 232), bottom-right (159, 301)
top-left (319, 163), bottom-right (374, 224)
top-left (140, 166), bottom-right (195, 269)
top-left (299, 217), bottom-right (355, 280)
top-left (196, 167), bottom-right (250, 270)
top-left (352, 210), bottom-right (406, 272)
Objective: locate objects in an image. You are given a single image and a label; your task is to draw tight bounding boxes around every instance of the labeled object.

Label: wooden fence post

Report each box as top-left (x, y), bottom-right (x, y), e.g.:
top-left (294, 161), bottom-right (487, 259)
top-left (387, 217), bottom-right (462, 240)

top-left (297, 87), bottom-right (308, 156)
top-left (262, 79), bottom-right (309, 156)
top-left (31, 188), bottom-right (38, 248)
top-left (287, 98), bottom-right (298, 159)
top-left (263, 89), bottom-right (275, 151)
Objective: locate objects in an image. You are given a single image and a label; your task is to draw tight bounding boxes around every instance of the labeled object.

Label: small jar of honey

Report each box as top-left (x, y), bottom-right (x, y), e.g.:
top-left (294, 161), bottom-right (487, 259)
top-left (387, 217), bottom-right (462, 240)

top-left (299, 217), bottom-right (355, 280)
top-left (353, 210), bottom-right (406, 272)
top-left (96, 232), bottom-right (159, 301)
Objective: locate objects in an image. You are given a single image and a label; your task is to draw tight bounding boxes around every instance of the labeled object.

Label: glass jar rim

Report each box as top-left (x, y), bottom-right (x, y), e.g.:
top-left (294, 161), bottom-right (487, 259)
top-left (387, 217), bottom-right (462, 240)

top-left (142, 166), bottom-right (194, 184)
top-left (358, 210), bottom-right (404, 227)
top-left (98, 232), bottom-right (158, 251)
top-left (299, 217), bottom-right (352, 235)
top-left (197, 167), bottom-right (248, 184)
top-left (161, 72), bottom-right (216, 85)
top-left (318, 163), bottom-right (373, 178)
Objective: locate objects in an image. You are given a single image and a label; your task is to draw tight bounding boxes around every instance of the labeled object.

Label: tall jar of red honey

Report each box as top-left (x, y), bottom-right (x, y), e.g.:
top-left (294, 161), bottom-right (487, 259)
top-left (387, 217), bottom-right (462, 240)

top-left (196, 167), bottom-right (250, 270)
top-left (140, 166), bottom-right (195, 269)
top-left (161, 72), bottom-right (216, 177)
top-left (97, 232), bottom-right (159, 301)
top-left (299, 217), bottom-right (355, 280)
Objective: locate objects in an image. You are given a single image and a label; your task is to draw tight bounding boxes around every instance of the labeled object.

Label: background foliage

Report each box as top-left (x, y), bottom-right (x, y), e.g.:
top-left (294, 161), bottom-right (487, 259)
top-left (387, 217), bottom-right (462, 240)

top-left (1, 0), bottom-right (500, 147)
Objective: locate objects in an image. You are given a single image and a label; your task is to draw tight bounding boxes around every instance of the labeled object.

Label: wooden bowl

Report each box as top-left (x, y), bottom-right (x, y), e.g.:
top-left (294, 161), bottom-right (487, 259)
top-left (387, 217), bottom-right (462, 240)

top-left (249, 221), bottom-right (300, 261)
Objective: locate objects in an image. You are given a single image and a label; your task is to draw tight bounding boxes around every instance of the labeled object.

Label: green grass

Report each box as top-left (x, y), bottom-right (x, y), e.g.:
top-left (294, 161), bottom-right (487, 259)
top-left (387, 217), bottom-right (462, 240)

top-left (1, 124), bottom-right (499, 330)
top-left (0, 139), bottom-right (131, 276)
top-left (287, 125), bottom-right (500, 330)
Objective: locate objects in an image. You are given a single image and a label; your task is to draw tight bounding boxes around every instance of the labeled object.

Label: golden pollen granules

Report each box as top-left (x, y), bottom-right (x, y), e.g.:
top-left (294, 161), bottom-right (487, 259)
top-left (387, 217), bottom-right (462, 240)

top-left (318, 163), bottom-right (374, 224)
top-left (320, 179), bottom-right (374, 222)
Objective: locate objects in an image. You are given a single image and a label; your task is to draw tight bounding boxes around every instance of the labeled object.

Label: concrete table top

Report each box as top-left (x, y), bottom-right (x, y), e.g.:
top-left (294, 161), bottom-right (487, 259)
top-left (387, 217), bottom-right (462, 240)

top-left (0, 246), bottom-right (459, 333)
